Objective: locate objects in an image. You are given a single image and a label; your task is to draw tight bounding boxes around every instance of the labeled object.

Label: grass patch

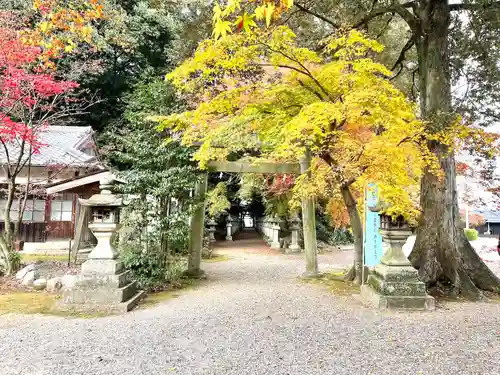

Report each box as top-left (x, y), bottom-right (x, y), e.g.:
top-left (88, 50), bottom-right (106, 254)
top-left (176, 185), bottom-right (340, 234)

top-left (0, 292), bottom-right (116, 318)
top-left (302, 270), bottom-right (360, 296)
top-left (139, 290), bottom-right (182, 308)
top-left (202, 254), bottom-right (231, 263)
top-left (0, 292), bottom-right (57, 315)
top-left (21, 254), bottom-right (70, 263)
top-left (0, 273), bottom-right (203, 316)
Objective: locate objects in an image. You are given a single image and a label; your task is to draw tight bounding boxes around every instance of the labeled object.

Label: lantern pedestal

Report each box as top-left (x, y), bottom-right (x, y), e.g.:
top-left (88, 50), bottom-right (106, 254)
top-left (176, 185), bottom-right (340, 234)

top-left (59, 178), bottom-right (144, 313)
top-left (361, 216), bottom-right (435, 311)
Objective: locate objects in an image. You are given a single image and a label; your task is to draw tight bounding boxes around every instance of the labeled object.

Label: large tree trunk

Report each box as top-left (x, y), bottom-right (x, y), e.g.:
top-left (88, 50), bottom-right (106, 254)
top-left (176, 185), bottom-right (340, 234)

top-left (410, 0), bottom-right (500, 298)
top-left (341, 184), bottom-right (363, 284)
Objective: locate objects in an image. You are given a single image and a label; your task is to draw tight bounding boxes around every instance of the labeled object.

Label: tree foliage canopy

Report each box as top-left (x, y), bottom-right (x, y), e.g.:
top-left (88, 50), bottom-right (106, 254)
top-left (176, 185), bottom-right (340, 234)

top-left (158, 26), bottom-right (434, 222)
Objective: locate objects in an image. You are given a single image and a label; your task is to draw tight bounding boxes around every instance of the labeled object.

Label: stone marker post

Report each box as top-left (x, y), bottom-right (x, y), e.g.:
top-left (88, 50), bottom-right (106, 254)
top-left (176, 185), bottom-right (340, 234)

top-left (300, 149), bottom-right (319, 277)
top-left (186, 173), bottom-right (208, 278)
top-left (361, 215), bottom-right (435, 310)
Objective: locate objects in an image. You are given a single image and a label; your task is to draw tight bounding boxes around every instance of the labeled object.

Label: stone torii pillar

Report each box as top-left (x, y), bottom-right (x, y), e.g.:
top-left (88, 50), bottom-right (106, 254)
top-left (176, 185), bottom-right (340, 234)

top-left (299, 149), bottom-right (319, 277)
top-left (185, 173), bottom-right (208, 278)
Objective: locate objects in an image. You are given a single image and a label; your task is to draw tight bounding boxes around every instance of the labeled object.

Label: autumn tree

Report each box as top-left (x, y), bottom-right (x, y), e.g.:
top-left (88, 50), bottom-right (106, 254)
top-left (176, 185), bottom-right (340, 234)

top-left (208, 0), bottom-right (500, 297)
top-left (0, 2), bottom-right (104, 275)
top-left (158, 27), bottom-right (433, 283)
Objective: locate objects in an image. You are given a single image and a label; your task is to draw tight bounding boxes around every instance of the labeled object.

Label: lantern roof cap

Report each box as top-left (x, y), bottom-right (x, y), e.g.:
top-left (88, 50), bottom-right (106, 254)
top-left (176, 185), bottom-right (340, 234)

top-left (78, 175), bottom-right (122, 207)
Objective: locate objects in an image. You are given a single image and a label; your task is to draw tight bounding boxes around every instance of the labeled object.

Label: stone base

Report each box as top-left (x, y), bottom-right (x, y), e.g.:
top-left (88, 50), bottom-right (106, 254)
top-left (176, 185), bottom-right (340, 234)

top-left (182, 268), bottom-right (206, 279)
top-left (300, 271), bottom-right (322, 279)
top-left (61, 258), bottom-right (144, 313)
top-left (361, 263), bottom-right (435, 311)
top-left (361, 285), bottom-right (435, 311)
top-left (58, 290), bottom-right (145, 314)
top-left (225, 236), bottom-right (233, 241)
top-left (285, 246), bottom-right (302, 254)
top-left (270, 242), bottom-right (281, 249)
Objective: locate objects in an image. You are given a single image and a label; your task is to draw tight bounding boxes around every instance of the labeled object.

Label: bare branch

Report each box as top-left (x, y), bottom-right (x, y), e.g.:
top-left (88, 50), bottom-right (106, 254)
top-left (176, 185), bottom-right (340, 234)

top-left (354, 2), bottom-right (419, 31)
top-left (277, 9), bottom-right (300, 26)
top-left (294, 2), bottom-right (340, 29)
top-left (0, 138), bottom-right (12, 178)
top-left (391, 35), bottom-right (416, 71)
top-left (375, 13), bottom-right (395, 38)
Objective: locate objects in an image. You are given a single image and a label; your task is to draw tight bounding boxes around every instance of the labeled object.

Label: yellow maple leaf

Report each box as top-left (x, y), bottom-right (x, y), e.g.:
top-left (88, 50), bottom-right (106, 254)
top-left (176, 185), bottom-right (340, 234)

top-left (213, 19), bottom-right (232, 39)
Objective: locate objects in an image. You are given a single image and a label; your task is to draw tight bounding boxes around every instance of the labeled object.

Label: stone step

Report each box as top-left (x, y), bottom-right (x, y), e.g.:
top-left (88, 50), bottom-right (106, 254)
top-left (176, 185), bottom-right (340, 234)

top-left (58, 290), bottom-right (145, 314)
top-left (120, 281), bottom-right (138, 302)
top-left (121, 290), bottom-right (146, 312)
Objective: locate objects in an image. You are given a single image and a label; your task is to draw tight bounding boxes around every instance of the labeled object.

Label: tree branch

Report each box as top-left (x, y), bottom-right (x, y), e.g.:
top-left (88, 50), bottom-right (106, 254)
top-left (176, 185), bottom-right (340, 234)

top-left (375, 13), bottom-right (395, 38)
top-left (354, 2), bottom-right (419, 30)
top-left (342, 166), bottom-right (369, 188)
top-left (391, 35), bottom-right (416, 71)
top-left (297, 79), bottom-right (325, 101)
top-left (294, 2), bottom-right (340, 28)
top-left (257, 43), bottom-right (336, 102)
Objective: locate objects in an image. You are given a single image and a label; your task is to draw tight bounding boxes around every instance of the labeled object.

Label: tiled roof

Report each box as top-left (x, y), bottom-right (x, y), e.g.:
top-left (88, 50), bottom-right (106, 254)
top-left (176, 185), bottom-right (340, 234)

top-left (473, 210), bottom-right (500, 223)
top-left (0, 126), bottom-right (97, 167)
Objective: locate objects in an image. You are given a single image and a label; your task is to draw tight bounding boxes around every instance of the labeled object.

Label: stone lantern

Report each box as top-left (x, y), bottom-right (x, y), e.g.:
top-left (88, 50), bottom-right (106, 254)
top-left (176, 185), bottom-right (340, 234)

top-left (226, 215), bottom-right (233, 241)
top-left (60, 176), bottom-right (143, 313)
top-left (361, 214), bottom-right (435, 311)
top-left (207, 218), bottom-right (217, 244)
top-left (287, 215), bottom-right (302, 253)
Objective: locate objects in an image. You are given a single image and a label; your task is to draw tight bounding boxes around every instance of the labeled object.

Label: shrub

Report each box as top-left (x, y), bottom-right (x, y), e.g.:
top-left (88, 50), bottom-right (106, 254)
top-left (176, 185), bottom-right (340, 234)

top-left (167, 220), bottom-right (190, 256)
top-left (464, 228), bottom-right (479, 241)
top-left (121, 244), bottom-right (186, 291)
top-left (315, 214), bottom-right (354, 245)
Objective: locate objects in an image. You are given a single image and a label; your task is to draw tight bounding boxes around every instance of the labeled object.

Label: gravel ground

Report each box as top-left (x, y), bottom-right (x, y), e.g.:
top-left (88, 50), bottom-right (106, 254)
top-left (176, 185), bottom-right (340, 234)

top-left (1, 233), bottom-right (500, 375)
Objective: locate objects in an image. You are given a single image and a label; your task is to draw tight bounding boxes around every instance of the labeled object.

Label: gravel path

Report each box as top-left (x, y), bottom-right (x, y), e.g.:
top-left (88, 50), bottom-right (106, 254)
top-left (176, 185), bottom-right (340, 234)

top-left (1, 232), bottom-right (500, 375)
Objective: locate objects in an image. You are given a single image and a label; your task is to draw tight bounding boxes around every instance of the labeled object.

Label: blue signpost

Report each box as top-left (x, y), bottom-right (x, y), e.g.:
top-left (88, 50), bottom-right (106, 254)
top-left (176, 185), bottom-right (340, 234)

top-left (364, 183), bottom-right (383, 267)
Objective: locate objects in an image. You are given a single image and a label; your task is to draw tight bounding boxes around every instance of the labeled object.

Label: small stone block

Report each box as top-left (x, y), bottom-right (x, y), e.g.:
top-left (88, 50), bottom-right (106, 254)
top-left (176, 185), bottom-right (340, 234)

top-left (75, 271), bottom-right (130, 289)
top-left (81, 259), bottom-right (123, 276)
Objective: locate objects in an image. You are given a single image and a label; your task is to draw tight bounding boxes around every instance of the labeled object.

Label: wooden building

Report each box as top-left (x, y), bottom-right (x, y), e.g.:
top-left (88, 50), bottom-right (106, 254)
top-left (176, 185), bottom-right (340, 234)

top-left (0, 126), bottom-right (103, 246)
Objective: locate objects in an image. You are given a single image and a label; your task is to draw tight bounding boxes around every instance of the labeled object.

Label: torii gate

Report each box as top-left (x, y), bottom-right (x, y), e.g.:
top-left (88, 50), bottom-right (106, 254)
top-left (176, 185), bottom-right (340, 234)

top-left (185, 151), bottom-right (319, 278)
